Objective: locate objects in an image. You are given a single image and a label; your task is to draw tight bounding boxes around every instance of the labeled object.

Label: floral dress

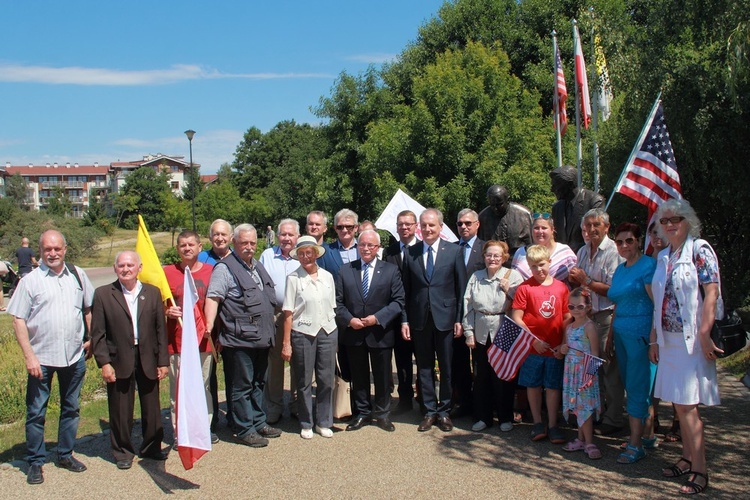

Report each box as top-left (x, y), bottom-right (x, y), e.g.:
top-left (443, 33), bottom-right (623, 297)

top-left (562, 321), bottom-right (601, 425)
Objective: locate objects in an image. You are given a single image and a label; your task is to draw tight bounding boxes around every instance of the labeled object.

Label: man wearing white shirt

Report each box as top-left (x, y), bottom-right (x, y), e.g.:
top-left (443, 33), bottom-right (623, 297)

top-left (259, 219), bottom-right (301, 424)
top-left (8, 230), bottom-right (94, 484)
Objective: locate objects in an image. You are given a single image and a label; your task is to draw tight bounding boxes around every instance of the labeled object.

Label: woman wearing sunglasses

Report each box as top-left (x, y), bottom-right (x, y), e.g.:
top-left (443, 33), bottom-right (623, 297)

top-left (650, 199), bottom-right (721, 495)
top-left (511, 213), bottom-right (577, 285)
top-left (606, 222), bottom-right (657, 464)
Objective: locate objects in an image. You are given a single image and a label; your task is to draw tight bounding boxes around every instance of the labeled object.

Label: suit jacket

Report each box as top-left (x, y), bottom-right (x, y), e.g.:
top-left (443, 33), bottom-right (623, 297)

top-left (335, 259), bottom-right (405, 348)
top-left (551, 188), bottom-right (605, 253)
top-left (383, 239), bottom-right (421, 272)
top-left (91, 281), bottom-right (168, 380)
top-left (401, 240), bottom-right (467, 332)
top-left (457, 237), bottom-right (486, 295)
top-left (317, 240), bottom-right (358, 281)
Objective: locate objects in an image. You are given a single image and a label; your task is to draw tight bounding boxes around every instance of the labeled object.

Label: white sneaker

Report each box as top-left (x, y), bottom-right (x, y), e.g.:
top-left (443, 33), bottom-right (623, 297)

top-left (315, 425), bottom-right (333, 438)
top-left (471, 421), bottom-right (488, 432)
top-left (300, 428), bottom-right (314, 439)
top-left (500, 422), bottom-right (513, 432)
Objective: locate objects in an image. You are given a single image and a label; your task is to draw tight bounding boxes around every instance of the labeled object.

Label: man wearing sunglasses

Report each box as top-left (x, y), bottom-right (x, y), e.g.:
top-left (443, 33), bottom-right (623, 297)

top-left (549, 165), bottom-right (605, 253)
top-left (318, 208), bottom-right (360, 281)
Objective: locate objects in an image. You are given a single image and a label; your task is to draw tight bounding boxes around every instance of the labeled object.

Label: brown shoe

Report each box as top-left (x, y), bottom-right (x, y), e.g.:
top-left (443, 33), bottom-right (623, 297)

top-left (437, 415), bottom-right (454, 432)
top-left (417, 415), bottom-right (436, 432)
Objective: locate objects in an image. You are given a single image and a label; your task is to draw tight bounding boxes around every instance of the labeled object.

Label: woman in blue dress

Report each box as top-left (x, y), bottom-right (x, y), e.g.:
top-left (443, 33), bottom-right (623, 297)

top-left (606, 222), bottom-right (657, 464)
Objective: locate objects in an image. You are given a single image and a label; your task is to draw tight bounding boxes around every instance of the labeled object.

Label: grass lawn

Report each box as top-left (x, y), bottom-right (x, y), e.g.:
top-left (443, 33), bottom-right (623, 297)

top-left (76, 229), bottom-right (177, 268)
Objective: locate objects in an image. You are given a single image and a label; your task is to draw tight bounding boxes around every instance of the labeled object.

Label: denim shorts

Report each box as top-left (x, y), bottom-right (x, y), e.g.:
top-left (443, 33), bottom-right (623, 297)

top-left (518, 353), bottom-right (564, 390)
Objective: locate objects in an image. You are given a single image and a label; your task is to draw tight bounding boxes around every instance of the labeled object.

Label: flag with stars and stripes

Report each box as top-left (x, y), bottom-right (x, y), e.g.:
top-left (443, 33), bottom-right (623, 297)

top-left (488, 316), bottom-right (537, 381)
top-left (579, 352), bottom-right (605, 391)
top-left (554, 46), bottom-right (568, 135)
top-left (613, 98), bottom-right (682, 212)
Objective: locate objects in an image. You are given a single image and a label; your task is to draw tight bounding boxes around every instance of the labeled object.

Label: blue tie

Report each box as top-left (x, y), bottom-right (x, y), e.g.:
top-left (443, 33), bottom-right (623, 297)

top-left (426, 246), bottom-right (434, 281)
top-left (362, 262), bottom-right (370, 299)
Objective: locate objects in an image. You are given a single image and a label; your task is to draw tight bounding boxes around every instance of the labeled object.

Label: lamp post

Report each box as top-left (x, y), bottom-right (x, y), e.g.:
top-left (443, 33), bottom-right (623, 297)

top-left (184, 129), bottom-right (196, 231)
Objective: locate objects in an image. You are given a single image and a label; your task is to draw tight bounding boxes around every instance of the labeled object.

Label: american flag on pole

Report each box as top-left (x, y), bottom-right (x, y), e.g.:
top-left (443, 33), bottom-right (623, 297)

top-left (488, 316), bottom-right (536, 381)
top-left (579, 352), bottom-right (605, 392)
top-left (573, 23), bottom-right (592, 129)
top-left (612, 99), bottom-right (682, 212)
top-left (554, 46), bottom-right (568, 135)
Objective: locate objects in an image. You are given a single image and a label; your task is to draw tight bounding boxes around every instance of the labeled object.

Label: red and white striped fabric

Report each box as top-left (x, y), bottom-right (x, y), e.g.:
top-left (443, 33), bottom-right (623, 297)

top-left (554, 46), bottom-right (568, 135)
top-left (488, 316), bottom-right (536, 381)
top-left (573, 24), bottom-right (592, 129)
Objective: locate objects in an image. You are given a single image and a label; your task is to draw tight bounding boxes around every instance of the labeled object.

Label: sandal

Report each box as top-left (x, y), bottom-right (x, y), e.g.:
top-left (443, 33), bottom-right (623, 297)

top-left (664, 420), bottom-right (682, 442)
top-left (620, 436), bottom-right (659, 450)
top-left (663, 458), bottom-right (692, 478)
top-left (584, 443), bottom-right (602, 460)
top-left (530, 422), bottom-right (547, 441)
top-left (562, 438), bottom-right (585, 452)
top-left (548, 426), bottom-right (566, 444)
top-left (617, 444), bottom-right (646, 464)
top-left (680, 472), bottom-right (708, 495)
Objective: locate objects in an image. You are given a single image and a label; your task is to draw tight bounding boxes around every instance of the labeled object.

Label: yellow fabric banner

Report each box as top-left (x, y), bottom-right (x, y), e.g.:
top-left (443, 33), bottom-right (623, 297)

top-left (135, 214), bottom-right (173, 302)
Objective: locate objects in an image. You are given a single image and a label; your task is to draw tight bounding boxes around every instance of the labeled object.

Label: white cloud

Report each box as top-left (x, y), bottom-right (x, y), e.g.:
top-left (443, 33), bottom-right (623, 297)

top-left (0, 63), bottom-right (334, 86)
top-left (344, 53), bottom-right (398, 64)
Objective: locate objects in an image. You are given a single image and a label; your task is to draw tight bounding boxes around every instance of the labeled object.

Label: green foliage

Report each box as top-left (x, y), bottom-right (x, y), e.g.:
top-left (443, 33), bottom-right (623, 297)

top-left (161, 246), bottom-right (180, 265)
top-left (120, 166), bottom-right (173, 230)
top-left (44, 185), bottom-right (72, 217)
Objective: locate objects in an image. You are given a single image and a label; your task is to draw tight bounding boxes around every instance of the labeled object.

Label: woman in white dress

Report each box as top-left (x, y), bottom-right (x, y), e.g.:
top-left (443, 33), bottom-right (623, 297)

top-left (649, 199), bottom-right (721, 495)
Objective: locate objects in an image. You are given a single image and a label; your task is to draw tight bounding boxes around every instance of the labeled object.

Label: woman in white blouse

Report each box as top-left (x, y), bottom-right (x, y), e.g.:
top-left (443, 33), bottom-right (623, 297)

top-left (463, 241), bottom-right (523, 432)
top-left (281, 236), bottom-right (338, 439)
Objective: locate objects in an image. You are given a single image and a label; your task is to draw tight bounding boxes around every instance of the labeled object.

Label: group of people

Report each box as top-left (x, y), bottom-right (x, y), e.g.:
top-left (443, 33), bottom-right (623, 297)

top-left (8, 170), bottom-right (724, 495)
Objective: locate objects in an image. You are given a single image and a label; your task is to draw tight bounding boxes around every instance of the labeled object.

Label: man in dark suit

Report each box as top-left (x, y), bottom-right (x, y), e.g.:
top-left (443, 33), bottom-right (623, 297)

top-left (91, 251), bottom-right (169, 470)
top-left (383, 209), bottom-right (420, 412)
top-left (336, 230), bottom-right (405, 432)
top-left (451, 208), bottom-right (485, 418)
top-left (550, 165), bottom-right (605, 253)
top-left (401, 209), bottom-right (466, 432)
top-left (317, 208), bottom-right (359, 280)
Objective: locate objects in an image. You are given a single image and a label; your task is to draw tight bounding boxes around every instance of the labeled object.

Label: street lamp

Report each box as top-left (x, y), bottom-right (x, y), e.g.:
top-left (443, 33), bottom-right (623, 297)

top-left (184, 129), bottom-right (196, 231)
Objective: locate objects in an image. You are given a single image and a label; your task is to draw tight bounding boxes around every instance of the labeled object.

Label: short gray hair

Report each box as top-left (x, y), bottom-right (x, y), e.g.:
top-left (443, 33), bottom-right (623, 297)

top-left (456, 208), bottom-right (478, 221)
top-left (582, 208), bottom-right (610, 226)
top-left (334, 208), bottom-right (359, 226)
top-left (209, 219), bottom-right (233, 237)
top-left (421, 208), bottom-right (444, 225)
top-left (306, 210), bottom-right (328, 226)
top-left (656, 199), bottom-right (702, 239)
top-left (234, 223), bottom-right (257, 240)
top-left (115, 250), bottom-right (141, 266)
top-left (357, 229), bottom-right (381, 245)
top-left (277, 219), bottom-right (300, 235)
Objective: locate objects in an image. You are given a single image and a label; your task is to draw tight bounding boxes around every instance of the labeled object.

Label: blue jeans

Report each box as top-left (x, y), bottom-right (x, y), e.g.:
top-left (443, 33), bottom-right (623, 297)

top-left (225, 346), bottom-right (269, 438)
top-left (26, 355), bottom-right (86, 465)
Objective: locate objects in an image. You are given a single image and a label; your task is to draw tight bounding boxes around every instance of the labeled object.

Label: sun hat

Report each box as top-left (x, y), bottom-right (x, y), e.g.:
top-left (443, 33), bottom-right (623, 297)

top-left (290, 235), bottom-right (326, 260)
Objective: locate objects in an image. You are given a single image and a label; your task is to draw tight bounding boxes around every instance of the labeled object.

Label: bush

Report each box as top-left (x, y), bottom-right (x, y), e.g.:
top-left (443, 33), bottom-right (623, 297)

top-left (161, 246), bottom-right (180, 265)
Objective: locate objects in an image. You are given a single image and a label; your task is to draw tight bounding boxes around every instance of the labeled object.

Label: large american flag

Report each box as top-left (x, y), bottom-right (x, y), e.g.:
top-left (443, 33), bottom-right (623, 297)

top-left (573, 23), bottom-right (592, 129)
top-left (554, 46), bottom-right (568, 135)
top-left (613, 100), bottom-right (682, 212)
top-left (488, 316), bottom-right (536, 381)
top-left (579, 352), bottom-right (605, 392)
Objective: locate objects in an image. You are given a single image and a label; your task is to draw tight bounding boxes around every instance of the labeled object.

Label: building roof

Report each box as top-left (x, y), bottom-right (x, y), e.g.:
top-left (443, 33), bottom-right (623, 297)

top-left (4, 163), bottom-right (111, 176)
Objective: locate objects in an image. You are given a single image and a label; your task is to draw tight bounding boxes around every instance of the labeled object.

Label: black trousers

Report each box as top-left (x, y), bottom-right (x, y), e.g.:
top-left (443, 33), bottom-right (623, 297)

top-left (412, 313), bottom-right (453, 417)
top-left (347, 344), bottom-right (393, 419)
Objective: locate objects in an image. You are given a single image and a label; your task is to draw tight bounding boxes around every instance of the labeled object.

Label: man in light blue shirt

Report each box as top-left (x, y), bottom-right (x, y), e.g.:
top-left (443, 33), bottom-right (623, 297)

top-left (259, 219), bottom-right (301, 424)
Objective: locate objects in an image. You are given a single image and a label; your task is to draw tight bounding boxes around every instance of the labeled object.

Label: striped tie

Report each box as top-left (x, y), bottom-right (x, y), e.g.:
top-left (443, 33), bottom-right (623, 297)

top-left (362, 261), bottom-right (370, 299)
top-left (426, 246), bottom-right (434, 281)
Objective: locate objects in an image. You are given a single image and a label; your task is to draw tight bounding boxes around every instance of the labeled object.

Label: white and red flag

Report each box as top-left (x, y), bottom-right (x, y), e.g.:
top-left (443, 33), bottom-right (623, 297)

top-left (175, 267), bottom-right (211, 470)
top-left (573, 23), bottom-right (592, 129)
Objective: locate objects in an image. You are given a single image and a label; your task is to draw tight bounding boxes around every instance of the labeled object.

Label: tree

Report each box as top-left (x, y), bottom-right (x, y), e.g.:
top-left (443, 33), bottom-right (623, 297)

top-left (5, 173), bottom-right (29, 210)
top-left (120, 166), bottom-right (173, 230)
top-left (162, 194), bottom-right (189, 246)
top-left (181, 165), bottom-right (204, 201)
top-left (45, 185), bottom-right (72, 217)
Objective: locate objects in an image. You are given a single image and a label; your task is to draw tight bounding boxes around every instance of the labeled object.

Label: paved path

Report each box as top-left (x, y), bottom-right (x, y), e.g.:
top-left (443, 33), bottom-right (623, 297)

top-left (1, 368), bottom-right (747, 499)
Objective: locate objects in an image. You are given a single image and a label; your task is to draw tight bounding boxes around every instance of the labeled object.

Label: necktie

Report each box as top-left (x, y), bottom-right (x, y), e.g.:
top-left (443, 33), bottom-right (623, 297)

top-left (362, 262), bottom-right (370, 299)
top-left (460, 240), bottom-right (469, 264)
top-left (426, 246), bottom-right (434, 281)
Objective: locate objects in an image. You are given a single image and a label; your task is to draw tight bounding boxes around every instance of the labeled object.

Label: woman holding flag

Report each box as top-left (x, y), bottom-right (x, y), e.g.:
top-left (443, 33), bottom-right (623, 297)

top-left (606, 222), bottom-right (657, 464)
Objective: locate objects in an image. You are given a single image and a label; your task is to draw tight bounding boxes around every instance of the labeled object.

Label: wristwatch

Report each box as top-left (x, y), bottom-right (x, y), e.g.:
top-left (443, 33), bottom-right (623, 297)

top-left (585, 276), bottom-right (593, 285)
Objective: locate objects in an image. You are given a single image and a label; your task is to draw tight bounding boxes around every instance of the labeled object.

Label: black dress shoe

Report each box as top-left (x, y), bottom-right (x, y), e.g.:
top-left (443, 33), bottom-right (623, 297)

top-left (417, 415), bottom-right (437, 432)
top-left (116, 459), bottom-right (133, 470)
top-left (437, 415), bottom-right (454, 432)
top-left (376, 418), bottom-right (395, 432)
top-left (257, 425), bottom-right (282, 438)
top-left (139, 450), bottom-right (169, 461)
top-left (27, 464), bottom-right (43, 484)
top-left (57, 456), bottom-right (87, 472)
top-left (346, 417), bottom-right (372, 431)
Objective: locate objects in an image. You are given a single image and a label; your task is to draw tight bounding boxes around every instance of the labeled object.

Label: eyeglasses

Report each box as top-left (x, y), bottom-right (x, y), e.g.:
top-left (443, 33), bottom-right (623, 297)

top-left (484, 253), bottom-right (504, 260)
top-left (397, 222), bottom-right (415, 228)
top-left (567, 304), bottom-right (587, 311)
top-left (532, 212), bottom-right (551, 220)
top-left (615, 237), bottom-right (636, 246)
top-left (659, 216), bottom-right (685, 225)
top-left (336, 225), bottom-right (356, 231)
top-left (456, 220), bottom-right (476, 227)
top-left (359, 243), bottom-right (379, 249)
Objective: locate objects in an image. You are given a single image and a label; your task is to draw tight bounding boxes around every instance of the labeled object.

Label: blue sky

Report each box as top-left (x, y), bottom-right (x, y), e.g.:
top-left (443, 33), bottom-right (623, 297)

top-left (1, 1), bottom-right (444, 173)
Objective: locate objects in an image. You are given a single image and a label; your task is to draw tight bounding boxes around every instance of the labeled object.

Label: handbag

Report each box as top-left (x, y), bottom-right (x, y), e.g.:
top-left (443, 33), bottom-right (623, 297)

top-left (711, 310), bottom-right (747, 358)
top-left (332, 362), bottom-right (352, 419)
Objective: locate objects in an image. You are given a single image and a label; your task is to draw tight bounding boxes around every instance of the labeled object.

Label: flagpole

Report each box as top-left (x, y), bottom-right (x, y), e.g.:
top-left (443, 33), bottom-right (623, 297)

top-left (573, 19), bottom-right (583, 189)
top-left (605, 92), bottom-right (662, 209)
top-left (590, 8), bottom-right (600, 193)
top-left (552, 30), bottom-right (563, 168)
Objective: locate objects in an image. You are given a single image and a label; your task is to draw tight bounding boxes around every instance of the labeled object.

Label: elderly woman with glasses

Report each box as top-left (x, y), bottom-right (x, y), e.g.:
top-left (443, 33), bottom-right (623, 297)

top-left (649, 199), bottom-right (721, 495)
top-left (512, 213), bottom-right (577, 284)
top-left (463, 240), bottom-right (524, 432)
top-left (605, 222), bottom-right (657, 464)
